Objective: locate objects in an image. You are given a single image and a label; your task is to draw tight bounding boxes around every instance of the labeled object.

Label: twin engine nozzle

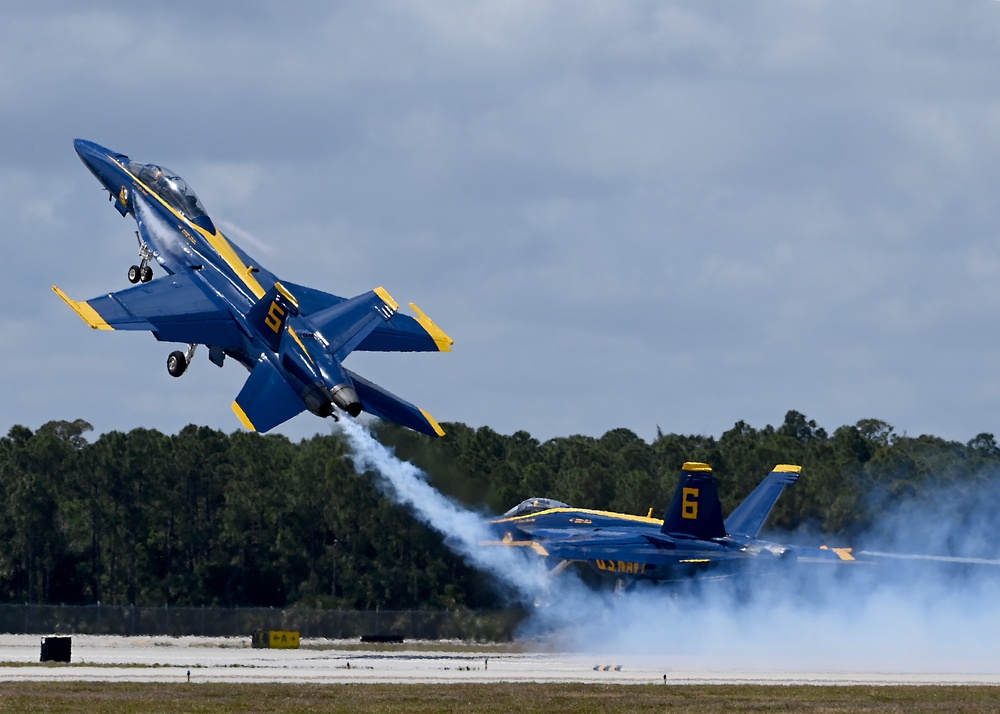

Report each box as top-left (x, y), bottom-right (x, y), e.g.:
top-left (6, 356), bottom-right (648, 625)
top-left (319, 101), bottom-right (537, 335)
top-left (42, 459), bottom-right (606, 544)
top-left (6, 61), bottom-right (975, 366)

top-left (329, 383), bottom-right (362, 417)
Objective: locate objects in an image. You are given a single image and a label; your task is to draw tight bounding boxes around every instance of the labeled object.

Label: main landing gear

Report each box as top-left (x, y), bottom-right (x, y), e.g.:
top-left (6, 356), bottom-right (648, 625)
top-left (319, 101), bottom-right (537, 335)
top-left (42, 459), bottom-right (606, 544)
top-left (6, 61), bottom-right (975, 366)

top-left (167, 344), bottom-right (197, 378)
top-left (128, 232), bottom-right (154, 284)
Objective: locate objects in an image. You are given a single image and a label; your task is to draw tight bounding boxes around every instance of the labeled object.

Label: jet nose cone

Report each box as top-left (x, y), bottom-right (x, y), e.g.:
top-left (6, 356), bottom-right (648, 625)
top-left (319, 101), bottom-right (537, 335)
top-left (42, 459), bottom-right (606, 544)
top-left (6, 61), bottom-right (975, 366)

top-left (73, 138), bottom-right (108, 174)
top-left (73, 139), bottom-right (125, 191)
top-left (73, 138), bottom-right (103, 160)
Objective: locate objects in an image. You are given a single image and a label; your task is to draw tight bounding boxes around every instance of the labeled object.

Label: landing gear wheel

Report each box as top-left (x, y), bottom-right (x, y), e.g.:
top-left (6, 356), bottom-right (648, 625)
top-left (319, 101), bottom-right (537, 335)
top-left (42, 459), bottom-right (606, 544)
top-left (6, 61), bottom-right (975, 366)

top-left (167, 351), bottom-right (188, 378)
top-left (128, 265), bottom-right (141, 284)
top-left (139, 265), bottom-right (153, 283)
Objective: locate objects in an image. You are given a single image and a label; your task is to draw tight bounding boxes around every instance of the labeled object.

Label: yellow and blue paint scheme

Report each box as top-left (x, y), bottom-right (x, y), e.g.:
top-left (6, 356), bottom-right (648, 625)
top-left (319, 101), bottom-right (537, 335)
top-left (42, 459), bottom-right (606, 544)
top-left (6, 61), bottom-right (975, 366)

top-left (54, 139), bottom-right (452, 436)
top-left (481, 463), bottom-right (858, 583)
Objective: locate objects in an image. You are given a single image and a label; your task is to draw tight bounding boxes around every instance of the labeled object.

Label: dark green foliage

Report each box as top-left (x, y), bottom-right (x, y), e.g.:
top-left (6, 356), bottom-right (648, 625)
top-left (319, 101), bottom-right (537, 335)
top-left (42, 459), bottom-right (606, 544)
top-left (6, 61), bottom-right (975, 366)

top-left (0, 411), bottom-right (997, 610)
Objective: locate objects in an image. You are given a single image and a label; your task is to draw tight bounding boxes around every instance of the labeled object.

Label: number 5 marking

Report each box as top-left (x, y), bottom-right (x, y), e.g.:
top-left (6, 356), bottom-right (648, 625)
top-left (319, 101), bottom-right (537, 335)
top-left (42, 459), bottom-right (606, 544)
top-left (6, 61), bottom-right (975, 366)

top-left (264, 300), bottom-right (285, 333)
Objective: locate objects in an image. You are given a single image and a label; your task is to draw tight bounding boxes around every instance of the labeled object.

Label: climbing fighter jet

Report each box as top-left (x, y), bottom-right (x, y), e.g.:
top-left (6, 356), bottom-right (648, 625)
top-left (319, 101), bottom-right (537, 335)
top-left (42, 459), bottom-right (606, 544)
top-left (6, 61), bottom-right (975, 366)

top-left (54, 140), bottom-right (452, 436)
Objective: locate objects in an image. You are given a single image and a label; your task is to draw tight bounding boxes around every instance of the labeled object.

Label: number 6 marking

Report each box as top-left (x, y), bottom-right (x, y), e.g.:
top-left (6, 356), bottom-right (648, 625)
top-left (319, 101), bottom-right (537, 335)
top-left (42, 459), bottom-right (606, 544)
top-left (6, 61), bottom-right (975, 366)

top-left (682, 487), bottom-right (699, 520)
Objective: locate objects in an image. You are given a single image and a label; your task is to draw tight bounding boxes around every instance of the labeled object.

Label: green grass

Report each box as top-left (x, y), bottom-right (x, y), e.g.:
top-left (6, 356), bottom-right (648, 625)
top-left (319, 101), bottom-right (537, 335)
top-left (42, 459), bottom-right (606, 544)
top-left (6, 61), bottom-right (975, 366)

top-left (0, 683), bottom-right (998, 713)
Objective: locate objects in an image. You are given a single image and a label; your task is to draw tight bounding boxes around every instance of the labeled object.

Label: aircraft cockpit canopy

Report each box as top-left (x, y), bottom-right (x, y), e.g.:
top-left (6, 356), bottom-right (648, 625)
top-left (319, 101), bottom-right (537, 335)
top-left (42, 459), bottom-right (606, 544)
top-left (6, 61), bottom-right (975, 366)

top-left (128, 161), bottom-right (216, 234)
top-left (502, 498), bottom-right (570, 518)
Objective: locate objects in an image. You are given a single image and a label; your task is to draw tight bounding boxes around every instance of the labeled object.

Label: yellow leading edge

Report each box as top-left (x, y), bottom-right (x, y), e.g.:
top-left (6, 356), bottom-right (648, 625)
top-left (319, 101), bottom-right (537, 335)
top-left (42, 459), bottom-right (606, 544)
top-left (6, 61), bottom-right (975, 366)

top-left (373, 286), bottom-right (399, 312)
top-left (410, 302), bottom-right (454, 352)
top-left (232, 402), bottom-right (256, 431)
top-left (419, 409), bottom-right (446, 437)
top-left (52, 287), bottom-right (113, 330)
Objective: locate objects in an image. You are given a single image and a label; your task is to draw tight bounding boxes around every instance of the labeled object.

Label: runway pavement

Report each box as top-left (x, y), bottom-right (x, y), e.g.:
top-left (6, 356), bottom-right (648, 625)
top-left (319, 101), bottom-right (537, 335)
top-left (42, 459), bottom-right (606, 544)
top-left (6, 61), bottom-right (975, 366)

top-left (0, 635), bottom-right (997, 685)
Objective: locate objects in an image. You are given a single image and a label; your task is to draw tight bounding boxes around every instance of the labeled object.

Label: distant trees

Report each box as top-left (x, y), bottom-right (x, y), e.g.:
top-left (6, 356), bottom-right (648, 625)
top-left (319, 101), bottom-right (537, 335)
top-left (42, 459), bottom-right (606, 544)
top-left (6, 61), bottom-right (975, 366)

top-left (0, 411), bottom-right (997, 609)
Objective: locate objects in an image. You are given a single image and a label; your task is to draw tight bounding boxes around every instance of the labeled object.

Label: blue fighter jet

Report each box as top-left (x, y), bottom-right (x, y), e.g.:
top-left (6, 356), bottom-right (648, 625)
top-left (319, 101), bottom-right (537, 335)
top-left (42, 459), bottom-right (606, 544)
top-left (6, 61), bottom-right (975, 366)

top-left (54, 140), bottom-right (453, 436)
top-left (483, 463), bottom-right (857, 583)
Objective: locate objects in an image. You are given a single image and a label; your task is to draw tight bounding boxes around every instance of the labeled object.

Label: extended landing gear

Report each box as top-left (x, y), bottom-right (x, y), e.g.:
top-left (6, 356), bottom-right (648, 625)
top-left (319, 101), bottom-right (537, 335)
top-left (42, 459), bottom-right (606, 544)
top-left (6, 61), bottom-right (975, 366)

top-left (128, 264), bottom-right (153, 283)
top-left (127, 232), bottom-right (155, 284)
top-left (167, 344), bottom-right (197, 378)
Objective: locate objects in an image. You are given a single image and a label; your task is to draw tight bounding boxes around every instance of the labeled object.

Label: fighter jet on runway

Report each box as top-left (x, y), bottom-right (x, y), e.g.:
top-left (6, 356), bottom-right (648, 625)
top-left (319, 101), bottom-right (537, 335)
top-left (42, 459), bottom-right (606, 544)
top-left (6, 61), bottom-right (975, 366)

top-left (55, 140), bottom-right (452, 436)
top-left (482, 463), bottom-right (857, 583)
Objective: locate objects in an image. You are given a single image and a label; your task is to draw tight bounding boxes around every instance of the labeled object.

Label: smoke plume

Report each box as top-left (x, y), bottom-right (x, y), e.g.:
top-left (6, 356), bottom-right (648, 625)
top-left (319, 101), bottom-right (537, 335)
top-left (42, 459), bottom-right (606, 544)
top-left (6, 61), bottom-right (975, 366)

top-left (339, 419), bottom-right (1000, 672)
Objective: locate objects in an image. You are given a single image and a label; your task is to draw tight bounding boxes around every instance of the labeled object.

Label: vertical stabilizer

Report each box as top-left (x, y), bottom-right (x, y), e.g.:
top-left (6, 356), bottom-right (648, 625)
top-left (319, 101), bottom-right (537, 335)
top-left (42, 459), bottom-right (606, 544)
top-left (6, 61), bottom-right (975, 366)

top-left (660, 462), bottom-right (726, 540)
top-left (724, 465), bottom-right (801, 538)
top-left (247, 282), bottom-right (299, 352)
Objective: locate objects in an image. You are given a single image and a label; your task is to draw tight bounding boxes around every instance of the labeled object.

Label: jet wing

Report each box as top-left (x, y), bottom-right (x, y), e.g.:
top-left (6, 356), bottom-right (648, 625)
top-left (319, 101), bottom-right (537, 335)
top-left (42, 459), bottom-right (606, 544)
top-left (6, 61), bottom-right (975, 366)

top-left (53, 273), bottom-right (245, 350)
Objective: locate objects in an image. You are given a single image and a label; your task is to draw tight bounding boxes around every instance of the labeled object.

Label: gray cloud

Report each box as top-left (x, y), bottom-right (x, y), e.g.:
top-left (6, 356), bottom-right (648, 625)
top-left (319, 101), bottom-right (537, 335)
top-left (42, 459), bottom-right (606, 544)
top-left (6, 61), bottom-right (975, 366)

top-left (6, 1), bottom-right (1000, 442)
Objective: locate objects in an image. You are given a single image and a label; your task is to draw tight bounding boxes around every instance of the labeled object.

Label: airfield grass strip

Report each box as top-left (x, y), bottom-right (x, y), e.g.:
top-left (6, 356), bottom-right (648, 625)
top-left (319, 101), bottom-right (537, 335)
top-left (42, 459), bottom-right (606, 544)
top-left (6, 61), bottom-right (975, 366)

top-left (0, 683), bottom-right (999, 713)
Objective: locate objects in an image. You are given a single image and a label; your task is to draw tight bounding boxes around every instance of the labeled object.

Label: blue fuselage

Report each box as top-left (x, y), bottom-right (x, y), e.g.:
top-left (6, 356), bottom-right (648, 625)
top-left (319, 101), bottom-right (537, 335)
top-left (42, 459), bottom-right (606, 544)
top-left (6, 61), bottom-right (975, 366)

top-left (489, 506), bottom-right (840, 581)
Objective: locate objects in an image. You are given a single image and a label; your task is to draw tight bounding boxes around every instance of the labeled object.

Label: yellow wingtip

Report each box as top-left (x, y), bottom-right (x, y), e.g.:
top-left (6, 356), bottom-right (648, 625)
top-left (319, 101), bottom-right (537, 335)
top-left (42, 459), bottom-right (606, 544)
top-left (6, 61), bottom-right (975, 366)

top-left (420, 408), bottom-right (446, 437)
top-left (232, 402), bottom-right (257, 431)
top-left (774, 464), bottom-right (803, 474)
top-left (52, 286), bottom-right (113, 330)
top-left (409, 302), bottom-right (454, 352)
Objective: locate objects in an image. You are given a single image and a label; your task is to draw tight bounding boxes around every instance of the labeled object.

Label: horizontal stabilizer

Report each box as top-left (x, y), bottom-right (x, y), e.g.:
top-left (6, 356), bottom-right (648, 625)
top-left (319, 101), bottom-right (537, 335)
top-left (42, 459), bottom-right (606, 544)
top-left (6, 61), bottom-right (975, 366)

top-left (279, 281), bottom-right (452, 354)
top-left (232, 357), bottom-right (307, 433)
top-left (53, 276), bottom-right (244, 350)
top-left (724, 465), bottom-right (801, 539)
top-left (357, 302), bottom-right (454, 353)
top-left (344, 367), bottom-right (445, 437)
top-left (308, 287), bottom-right (399, 362)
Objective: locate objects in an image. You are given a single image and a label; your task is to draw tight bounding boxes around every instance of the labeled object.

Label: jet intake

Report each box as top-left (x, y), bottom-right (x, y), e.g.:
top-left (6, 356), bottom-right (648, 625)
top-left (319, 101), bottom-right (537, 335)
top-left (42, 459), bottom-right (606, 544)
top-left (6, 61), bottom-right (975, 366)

top-left (330, 383), bottom-right (362, 417)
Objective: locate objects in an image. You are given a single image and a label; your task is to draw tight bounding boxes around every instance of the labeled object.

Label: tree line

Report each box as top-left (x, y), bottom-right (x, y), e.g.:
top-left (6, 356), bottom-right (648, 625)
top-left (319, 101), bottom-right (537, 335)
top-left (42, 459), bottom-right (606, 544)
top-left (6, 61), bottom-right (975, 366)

top-left (0, 411), bottom-right (997, 610)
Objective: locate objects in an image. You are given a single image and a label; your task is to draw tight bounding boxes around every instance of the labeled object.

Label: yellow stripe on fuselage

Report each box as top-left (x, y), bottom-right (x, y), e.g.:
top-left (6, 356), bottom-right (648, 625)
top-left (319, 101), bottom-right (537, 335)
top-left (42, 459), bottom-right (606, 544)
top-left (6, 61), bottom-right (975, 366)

top-left (52, 286), bottom-right (113, 330)
top-left (493, 507), bottom-right (663, 526)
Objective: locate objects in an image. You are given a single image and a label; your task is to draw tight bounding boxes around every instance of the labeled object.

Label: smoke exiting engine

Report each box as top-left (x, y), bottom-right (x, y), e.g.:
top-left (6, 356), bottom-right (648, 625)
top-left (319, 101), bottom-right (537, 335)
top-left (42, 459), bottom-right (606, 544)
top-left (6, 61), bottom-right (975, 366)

top-left (337, 419), bottom-right (1000, 673)
top-left (337, 417), bottom-right (560, 605)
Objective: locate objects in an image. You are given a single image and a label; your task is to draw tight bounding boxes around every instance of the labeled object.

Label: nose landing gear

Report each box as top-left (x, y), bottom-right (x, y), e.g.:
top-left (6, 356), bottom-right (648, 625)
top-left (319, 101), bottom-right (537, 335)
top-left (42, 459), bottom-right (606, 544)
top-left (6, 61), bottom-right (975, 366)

top-left (167, 344), bottom-right (198, 378)
top-left (127, 232), bottom-right (155, 284)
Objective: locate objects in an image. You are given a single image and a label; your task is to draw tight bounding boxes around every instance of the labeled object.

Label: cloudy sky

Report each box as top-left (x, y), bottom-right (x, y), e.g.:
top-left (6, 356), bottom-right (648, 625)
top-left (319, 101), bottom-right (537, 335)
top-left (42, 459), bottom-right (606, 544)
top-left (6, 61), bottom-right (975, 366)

top-left (5, 1), bottom-right (1000, 444)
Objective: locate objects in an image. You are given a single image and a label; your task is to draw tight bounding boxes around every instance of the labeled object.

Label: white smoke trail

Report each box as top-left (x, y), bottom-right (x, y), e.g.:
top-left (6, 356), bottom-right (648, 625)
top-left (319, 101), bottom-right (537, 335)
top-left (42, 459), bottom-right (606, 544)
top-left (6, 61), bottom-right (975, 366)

top-left (337, 418), bottom-right (1000, 671)
top-left (335, 417), bottom-right (567, 608)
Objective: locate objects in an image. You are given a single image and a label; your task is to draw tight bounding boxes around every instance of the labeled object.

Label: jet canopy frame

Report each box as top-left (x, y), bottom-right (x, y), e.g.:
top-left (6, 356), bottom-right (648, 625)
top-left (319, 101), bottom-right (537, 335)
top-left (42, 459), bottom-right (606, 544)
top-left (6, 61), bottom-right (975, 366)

top-left (127, 160), bottom-right (216, 233)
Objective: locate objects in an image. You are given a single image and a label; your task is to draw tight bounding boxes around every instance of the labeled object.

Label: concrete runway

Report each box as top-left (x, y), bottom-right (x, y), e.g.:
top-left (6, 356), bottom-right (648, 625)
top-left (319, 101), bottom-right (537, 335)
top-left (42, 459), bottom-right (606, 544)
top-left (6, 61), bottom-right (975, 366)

top-left (0, 635), bottom-right (998, 685)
